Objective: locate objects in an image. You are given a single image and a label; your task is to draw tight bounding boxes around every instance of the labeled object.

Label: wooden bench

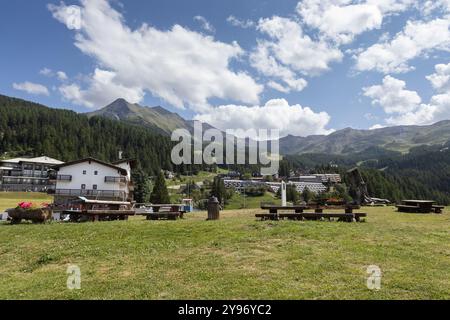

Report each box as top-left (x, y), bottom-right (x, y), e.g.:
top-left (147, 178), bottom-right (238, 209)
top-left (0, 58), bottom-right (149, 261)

top-left (397, 200), bottom-right (440, 214)
top-left (432, 205), bottom-right (445, 214)
top-left (63, 210), bottom-right (135, 222)
top-left (146, 212), bottom-right (181, 221)
top-left (256, 212), bottom-right (367, 223)
top-left (135, 204), bottom-right (187, 220)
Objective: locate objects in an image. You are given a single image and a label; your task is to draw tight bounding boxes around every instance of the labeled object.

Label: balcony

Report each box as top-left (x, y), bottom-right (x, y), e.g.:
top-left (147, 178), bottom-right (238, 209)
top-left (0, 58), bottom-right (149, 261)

top-left (54, 189), bottom-right (127, 199)
top-left (57, 175), bottom-right (72, 181)
top-left (105, 176), bottom-right (127, 184)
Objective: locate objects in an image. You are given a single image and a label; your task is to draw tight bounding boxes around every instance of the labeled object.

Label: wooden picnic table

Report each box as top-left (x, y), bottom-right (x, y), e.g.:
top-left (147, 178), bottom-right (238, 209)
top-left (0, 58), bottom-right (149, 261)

top-left (62, 210), bottom-right (135, 222)
top-left (135, 204), bottom-right (187, 220)
top-left (396, 200), bottom-right (443, 214)
top-left (260, 204), bottom-right (360, 214)
top-left (257, 205), bottom-right (366, 223)
top-left (255, 212), bottom-right (367, 223)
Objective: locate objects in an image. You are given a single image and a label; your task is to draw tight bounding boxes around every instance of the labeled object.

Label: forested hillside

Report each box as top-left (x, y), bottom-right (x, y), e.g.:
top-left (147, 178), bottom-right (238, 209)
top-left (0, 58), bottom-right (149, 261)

top-left (0, 95), bottom-right (177, 175)
top-left (287, 144), bottom-right (450, 204)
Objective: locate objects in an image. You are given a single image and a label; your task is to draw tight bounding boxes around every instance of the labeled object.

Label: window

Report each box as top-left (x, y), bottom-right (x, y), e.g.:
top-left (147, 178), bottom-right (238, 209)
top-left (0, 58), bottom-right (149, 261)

top-left (81, 184), bottom-right (86, 190)
top-left (94, 171), bottom-right (98, 176)
top-left (83, 170), bottom-right (87, 175)
top-left (93, 185), bottom-right (98, 190)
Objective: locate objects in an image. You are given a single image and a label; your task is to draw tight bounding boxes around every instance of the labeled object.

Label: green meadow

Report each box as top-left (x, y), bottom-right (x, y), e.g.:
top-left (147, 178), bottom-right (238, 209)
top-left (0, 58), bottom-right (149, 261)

top-left (0, 204), bottom-right (449, 300)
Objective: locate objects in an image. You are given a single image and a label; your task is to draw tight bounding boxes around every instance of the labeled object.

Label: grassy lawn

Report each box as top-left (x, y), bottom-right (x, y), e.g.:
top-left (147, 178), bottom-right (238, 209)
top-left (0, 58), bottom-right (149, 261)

top-left (225, 192), bottom-right (280, 210)
top-left (166, 170), bottom-right (221, 187)
top-left (0, 192), bottom-right (53, 212)
top-left (0, 206), bottom-right (449, 300)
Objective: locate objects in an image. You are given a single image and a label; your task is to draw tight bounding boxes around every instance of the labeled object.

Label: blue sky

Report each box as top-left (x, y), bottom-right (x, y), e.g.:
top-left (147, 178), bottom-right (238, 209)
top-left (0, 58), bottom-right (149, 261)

top-left (1, 0), bottom-right (450, 137)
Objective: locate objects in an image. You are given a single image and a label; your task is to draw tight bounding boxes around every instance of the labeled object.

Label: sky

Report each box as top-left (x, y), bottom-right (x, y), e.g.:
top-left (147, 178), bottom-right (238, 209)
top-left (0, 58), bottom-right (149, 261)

top-left (1, 0), bottom-right (450, 137)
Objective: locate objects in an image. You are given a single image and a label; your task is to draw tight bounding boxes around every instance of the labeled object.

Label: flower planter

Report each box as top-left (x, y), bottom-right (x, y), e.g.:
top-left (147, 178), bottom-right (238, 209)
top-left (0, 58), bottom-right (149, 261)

top-left (6, 208), bottom-right (52, 224)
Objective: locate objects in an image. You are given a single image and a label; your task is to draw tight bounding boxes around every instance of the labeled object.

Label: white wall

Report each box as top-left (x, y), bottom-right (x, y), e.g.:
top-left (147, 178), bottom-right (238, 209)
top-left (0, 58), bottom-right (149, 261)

top-left (56, 161), bottom-right (128, 192)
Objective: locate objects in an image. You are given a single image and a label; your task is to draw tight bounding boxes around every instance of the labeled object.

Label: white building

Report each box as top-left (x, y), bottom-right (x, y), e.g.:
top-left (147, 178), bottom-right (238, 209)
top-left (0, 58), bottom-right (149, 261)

top-left (0, 156), bottom-right (63, 192)
top-left (53, 158), bottom-right (134, 204)
top-left (225, 179), bottom-right (327, 195)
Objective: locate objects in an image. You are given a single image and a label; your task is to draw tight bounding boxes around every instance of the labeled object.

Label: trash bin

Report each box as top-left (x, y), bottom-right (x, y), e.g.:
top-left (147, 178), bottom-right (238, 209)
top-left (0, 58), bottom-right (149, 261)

top-left (207, 196), bottom-right (220, 221)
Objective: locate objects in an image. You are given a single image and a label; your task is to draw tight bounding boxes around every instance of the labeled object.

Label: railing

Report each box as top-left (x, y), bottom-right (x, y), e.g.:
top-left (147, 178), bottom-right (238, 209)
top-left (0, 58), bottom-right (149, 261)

top-left (2, 171), bottom-right (49, 178)
top-left (0, 184), bottom-right (55, 192)
top-left (54, 189), bottom-right (127, 199)
top-left (57, 175), bottom-right (72, 181)
top-left (1, 179), bottom-right (53, 186)
top-left (105, 176), bottom-right (127, 184)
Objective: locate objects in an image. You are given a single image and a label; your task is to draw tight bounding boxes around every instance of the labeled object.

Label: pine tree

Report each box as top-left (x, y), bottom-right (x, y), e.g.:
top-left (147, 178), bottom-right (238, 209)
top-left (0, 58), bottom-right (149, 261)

top-left (133, 169), bottom-right (152, 203)
top-left (302, 187), bottom-right (313, 204)
top-left (211, 176), bottom-right (227, 205)
top-left (150, 171), bottom-right (170, 204)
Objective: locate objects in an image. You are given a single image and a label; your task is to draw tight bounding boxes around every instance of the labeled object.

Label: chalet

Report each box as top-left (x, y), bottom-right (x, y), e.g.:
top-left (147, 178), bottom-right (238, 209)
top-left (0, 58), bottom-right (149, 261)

top-left (0, 156), bottom-right (63, 192)
top-left (53, 158), bottom-right (134, 204)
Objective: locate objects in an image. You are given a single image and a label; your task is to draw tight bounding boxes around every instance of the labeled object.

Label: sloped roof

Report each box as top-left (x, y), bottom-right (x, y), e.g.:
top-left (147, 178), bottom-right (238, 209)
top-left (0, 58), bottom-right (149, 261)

top-left (1, 156), bottom-right (63, 165)
top-left (53, 157), bottom-right (128, 175)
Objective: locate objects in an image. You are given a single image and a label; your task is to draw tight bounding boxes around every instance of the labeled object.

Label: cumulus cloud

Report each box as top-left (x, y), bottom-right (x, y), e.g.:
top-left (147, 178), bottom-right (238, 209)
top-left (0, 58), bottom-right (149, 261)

top-left (56, 71), bottom-right (68, 81)
top-left (227, 15), bottom-right (255, 29)
top-left (13, 82), bottom-right (50, 96)
top-left (256, 17), bottom-right (343, 76)
top-left (356, 17), bottom-right (450, 73)
top-left (194, 99), bottom-right (333, 138)
top-left (363, 74), bottom-right (450, 126)
top-left (296, 0), bottom-right (415, 45)
top-left (39, 68), bottom-right (53, 76)
top-left (193, 15), bottom-right (215, 33)
top-left (426, 62), bottom-right (450, 93)
top-left (297, 0), bottom-right (382, 44)
top-left (49, 0), bottom-right (262, 110)
top-left (421, 0), bottom-right (450, 16)
top-left (250, 16), bottom-right (341, 92)
top-left (250, 41), bottom-right (308, 93)
top-left (39, 68), bottom-right (69, 81)
top-left (363, 75), bottom-right (422, 114)
top-left (59, 68), bottom-right (144, 108)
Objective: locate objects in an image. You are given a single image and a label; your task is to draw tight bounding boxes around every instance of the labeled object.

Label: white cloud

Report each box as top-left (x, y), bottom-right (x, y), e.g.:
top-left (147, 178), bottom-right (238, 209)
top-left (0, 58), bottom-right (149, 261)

top-left (193, 15), bottom-right (215, 33)
top-left (366, 0), bottom-right (417, 13)
top-left (363, 75), bottom-right (421, 114)
top-left (56, 71), bottom-right (68, 81)
top-left (48, 3), bottom-right (82, 30)
top-left (39, 68), bottom-right (52, 76)
top-left (356, 17), bottom-right (450, 73)
top-left (50, 0), bottom-right (262, 110)
top-left (296, 0), bottom-right (415, 45)
top-left (194, 98), bottom-right (333, 138)
top-left (256, 17), bottom-right (343, 76)
top-left (250, 41), bottom-right (308, 93)
top-left (426, 62), bottom-right (450, 93)
top-left (267, 81), bottom-right (291, 93)
top-left (297, 0), bottom-right (382, 44)
top-left (39, 68), bottom-right (69, 81)
top-left (363, 74), bottom-right (450, 126)
top-left (227, 16), bottom-right (255, 29)
top-left (421, 0), bottom-right (450, 16)
top-left (250, 16), bottom-right (341, 91)
top-left (13, 82), bottom-right (50, 96)
top-left (385, 104), bottom-right (437, 126)
top-left (59, 68), bottom-right (144, 108)
top-left (369, 124), bottom-right (385, 130)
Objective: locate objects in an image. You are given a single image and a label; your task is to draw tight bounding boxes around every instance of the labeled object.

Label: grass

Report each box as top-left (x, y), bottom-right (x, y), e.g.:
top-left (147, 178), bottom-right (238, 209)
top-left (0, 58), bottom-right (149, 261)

top-left (0, 206), bottom-right (449, 300)
top-left (0, 192), bottom-right (53, 212)
top-left (166, 170), bottom-right (221, 187)
top-left (225, 192), bottom-right (280, 210)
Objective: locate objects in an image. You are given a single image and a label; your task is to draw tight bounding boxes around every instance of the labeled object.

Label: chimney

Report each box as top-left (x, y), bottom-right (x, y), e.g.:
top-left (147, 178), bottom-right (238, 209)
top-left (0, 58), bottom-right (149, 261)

top-left (119, 151), bottom-right (123, 160)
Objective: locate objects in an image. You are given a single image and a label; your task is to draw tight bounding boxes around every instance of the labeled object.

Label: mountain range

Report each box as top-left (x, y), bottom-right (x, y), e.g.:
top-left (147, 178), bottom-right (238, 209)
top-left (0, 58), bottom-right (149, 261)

top-left (87, 98), bottom-right (216, 136)
top-left (88, 98), bottom-right (450, 156)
